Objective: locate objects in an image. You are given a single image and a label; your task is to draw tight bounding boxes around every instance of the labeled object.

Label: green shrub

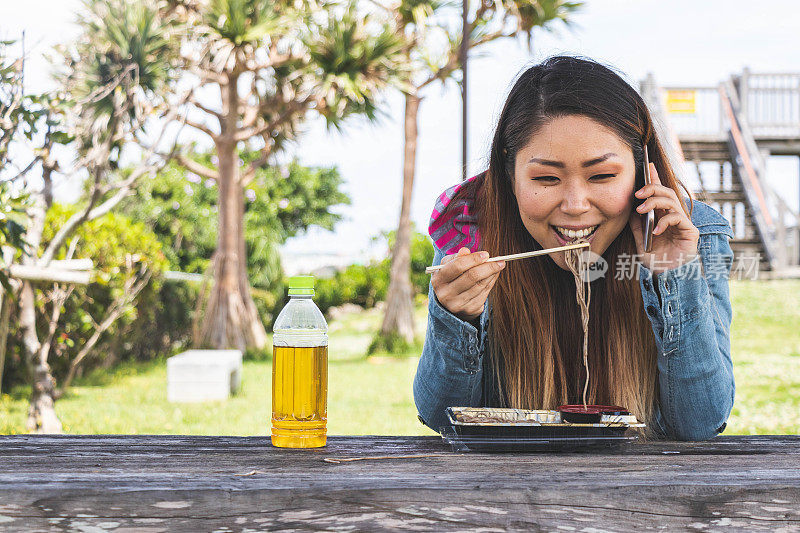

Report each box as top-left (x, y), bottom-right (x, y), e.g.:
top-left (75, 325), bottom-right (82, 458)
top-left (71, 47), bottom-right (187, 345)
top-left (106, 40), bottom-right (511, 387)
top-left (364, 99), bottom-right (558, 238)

top-left (2, 206), bottom-right (173, 391)
top-left (367, 331), bottom-right (415, 355)
top-left (408, 229), bottom-right (435, 296)
top-left (308, 228), bottom-right (434, 317)
top-left (315, 263), bottom-right (389, 314)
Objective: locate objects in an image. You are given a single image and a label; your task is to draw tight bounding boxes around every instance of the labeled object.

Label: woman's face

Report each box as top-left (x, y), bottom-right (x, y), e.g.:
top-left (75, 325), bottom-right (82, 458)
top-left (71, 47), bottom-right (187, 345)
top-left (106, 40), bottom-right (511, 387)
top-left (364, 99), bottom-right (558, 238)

top-left (512, 114), bottom-right (637, 272)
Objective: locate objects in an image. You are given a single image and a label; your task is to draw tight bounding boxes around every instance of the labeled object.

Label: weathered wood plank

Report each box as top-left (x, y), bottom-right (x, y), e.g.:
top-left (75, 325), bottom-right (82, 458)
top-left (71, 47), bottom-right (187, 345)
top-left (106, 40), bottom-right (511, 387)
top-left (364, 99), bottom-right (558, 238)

top-left (2, 486), bottom-right (799, 532)
top-left (2, 433), bottom-right (799, 453)
top-left (0, 435), bottom-right (798, 532)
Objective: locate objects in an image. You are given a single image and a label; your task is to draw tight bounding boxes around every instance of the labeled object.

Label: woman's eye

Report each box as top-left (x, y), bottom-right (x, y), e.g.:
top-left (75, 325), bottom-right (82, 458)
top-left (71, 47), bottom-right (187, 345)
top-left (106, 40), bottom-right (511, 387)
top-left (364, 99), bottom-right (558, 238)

top-left (531, 174), bottom-right (616, 182)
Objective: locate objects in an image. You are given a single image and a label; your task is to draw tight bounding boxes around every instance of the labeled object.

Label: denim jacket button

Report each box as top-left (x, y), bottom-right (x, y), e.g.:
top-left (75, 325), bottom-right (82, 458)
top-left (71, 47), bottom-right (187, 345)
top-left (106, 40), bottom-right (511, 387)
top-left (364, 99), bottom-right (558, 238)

top-left (643, 278), bottom-right (652, 291)
top-left (646, 305), bottom-right (658, 317)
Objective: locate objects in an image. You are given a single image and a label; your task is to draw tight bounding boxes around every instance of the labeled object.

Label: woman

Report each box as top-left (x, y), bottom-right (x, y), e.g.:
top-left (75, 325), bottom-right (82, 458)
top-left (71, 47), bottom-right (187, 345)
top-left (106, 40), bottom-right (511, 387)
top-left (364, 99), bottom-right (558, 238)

top-left (414, 56), bottom-right (735, 441)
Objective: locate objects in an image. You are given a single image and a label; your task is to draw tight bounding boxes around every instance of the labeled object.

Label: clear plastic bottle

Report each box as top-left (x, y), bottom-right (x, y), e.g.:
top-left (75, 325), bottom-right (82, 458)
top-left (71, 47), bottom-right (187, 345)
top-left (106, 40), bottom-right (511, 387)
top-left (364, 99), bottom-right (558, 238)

top-left (271, 275), bottom-right (328, 448)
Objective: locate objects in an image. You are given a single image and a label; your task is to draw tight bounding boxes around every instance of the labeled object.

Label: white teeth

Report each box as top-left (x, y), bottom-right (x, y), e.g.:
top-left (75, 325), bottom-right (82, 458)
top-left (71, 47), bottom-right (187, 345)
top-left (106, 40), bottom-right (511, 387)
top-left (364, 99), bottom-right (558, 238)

top-left (555, 225), bottom-right (598, 240)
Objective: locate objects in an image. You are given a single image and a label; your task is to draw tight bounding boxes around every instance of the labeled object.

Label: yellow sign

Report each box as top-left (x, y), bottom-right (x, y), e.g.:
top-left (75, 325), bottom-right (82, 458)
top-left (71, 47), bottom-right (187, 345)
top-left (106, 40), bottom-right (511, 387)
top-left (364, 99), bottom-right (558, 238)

top-left (665, 90), bottom-right (696, 114)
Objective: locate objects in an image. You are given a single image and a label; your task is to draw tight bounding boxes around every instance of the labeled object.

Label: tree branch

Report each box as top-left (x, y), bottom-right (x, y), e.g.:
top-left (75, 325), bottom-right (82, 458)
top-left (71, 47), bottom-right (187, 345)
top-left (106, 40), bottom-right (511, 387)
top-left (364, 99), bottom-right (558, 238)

top-left (241, 143), bottom-right (272, 185)
top-left (240, 89), bottom-right (290, 130)
top-left (3, 156), bottom-right (40, 184)
top-left (176, 153), bottom-right (219, 181)
top-left (39, 161), bottom-right (161, 266)
top-left (418, 60), bottom-right (455, 90)
top-left (468, 1), bottom-right (492, 35)
top-left (61, 264), bottom-right (151, 389)
top-left (182, 115), bottom-right (218, 139)
top-left (39, 282), bottom-right (74, 365)
top-left (247, 50), bottom-right (294, 72)
top-left (470, 28), bottom-right (507, 48)
top-left (189, 95), bottom-right (222, 120)
top-left (234, 98), bottom-right (308, 142)
top-left (417, 28), bottom-right (508, 90)
top-left (188, 65), bottom-right (226, 85)
top-left (42, 239), bottom-right (80, 360)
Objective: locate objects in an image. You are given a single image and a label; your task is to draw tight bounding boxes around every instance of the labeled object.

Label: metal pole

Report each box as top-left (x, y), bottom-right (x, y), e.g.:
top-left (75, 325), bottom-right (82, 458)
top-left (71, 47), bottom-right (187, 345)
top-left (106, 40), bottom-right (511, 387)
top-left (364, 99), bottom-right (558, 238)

top-left (461, 0), bottom-right (468, 181)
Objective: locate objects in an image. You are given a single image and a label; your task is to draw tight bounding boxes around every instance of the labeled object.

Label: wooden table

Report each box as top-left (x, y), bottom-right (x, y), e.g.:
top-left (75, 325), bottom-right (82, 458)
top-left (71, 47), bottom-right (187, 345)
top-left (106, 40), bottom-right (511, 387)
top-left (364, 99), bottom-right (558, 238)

top-left (1, 435), bottom-right (799, 531)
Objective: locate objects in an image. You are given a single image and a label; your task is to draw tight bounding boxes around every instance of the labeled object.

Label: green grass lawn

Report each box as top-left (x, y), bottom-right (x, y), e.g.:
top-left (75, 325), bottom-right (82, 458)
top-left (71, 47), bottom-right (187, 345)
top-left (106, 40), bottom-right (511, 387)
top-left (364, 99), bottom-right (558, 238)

top-left (726, 279), bottom-right (800, 434)
top-left (0, 302), bottom-right (437, 436)
top-left (1, 280), bottom-right (798, 435)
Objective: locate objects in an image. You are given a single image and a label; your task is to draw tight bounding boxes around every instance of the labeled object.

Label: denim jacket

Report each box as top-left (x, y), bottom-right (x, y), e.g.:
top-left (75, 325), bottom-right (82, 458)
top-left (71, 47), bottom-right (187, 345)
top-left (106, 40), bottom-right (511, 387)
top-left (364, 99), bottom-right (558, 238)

top-left (413, 198), bottom-right (736, 441)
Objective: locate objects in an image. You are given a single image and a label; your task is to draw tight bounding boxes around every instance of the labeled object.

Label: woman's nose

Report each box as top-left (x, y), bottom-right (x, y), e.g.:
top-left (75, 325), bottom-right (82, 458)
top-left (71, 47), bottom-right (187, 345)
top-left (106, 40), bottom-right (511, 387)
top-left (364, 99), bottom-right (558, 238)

top-left (559, 184), bottom-right (591, 215)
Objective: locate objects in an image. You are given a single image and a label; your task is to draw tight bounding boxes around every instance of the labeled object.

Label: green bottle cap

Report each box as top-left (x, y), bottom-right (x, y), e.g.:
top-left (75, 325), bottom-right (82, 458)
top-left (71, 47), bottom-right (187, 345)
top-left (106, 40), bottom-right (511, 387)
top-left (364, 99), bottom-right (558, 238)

top-left (288, 275), bottom-right (314, 296)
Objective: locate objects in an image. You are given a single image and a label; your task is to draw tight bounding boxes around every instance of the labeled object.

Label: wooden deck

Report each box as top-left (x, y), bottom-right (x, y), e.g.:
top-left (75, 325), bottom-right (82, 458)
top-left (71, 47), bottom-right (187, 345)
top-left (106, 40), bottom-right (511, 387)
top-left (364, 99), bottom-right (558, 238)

top-left (1, 435), bottom-right (799, 531)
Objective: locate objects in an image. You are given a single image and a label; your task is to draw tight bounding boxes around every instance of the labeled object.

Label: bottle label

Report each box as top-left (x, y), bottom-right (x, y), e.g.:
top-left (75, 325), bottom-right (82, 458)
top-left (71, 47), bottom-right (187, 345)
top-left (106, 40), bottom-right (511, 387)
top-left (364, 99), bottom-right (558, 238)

top-left (273, 331), bottom-right (328, 347)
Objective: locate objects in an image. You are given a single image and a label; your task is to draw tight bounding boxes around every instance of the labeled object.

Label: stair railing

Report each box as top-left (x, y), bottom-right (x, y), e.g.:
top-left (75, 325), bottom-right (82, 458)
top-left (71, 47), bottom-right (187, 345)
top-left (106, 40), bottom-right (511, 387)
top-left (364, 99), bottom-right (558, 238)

top-left (771, 189), bottom-right (800, 266)
top-left (740, 71), bottom-right (800, 266)
top-left (719, 80), bottom-right (786, 269)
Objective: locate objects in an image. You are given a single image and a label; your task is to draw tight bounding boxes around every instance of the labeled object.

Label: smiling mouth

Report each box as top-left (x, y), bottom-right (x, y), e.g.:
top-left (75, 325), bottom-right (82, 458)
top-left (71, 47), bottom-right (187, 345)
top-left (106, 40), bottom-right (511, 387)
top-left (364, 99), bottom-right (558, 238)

top-left (551, 224), bottom-right (600, 242)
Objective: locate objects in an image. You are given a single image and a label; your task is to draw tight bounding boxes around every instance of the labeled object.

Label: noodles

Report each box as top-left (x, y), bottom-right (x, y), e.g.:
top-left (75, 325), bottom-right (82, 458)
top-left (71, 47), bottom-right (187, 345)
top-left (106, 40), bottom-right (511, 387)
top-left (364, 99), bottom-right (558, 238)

top-left (564, 240), bottom-right (592, 409)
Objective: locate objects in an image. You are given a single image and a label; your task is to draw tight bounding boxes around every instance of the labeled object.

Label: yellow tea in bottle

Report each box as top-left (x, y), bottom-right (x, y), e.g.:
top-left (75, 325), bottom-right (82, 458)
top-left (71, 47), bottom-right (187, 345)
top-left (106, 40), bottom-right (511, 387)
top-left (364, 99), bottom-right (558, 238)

top-left (270, 275), bottom-right (328, 448)
top-left (271, 344), bottom-right (328, 447)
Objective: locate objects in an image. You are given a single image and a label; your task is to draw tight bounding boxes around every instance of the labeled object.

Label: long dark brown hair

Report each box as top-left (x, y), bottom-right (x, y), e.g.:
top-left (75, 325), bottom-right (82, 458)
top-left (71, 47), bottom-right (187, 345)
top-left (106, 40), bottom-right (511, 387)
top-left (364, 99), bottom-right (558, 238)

top-left (447, 56), bottom-right (694, 430)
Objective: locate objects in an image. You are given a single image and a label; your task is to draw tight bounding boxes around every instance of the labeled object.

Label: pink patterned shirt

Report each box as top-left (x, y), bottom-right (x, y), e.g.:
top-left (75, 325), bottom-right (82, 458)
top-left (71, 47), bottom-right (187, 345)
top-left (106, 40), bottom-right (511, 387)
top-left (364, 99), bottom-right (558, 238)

top-left (428, 175), bottom-right (481, 254)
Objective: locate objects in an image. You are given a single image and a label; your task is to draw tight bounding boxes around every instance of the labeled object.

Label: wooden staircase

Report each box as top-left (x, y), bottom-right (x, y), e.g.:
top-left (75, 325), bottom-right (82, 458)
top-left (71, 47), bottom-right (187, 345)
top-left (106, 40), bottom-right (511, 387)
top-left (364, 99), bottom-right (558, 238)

top-left (695, 187), bottom-right (770, 273)
top-left (641, 70), bottom-right (800, 278)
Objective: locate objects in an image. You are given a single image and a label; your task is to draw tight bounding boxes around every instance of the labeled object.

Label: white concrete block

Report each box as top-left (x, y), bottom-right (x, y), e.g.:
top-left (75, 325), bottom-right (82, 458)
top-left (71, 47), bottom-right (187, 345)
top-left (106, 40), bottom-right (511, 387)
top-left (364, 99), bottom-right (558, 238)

top-left (167, 349), bottom-right (243, 403)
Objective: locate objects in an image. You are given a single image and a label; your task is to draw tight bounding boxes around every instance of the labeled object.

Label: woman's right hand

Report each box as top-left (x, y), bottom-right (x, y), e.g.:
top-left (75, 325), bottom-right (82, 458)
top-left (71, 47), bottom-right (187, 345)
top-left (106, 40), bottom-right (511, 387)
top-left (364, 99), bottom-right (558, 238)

top-left (431, 247), bottom-right (506, 322)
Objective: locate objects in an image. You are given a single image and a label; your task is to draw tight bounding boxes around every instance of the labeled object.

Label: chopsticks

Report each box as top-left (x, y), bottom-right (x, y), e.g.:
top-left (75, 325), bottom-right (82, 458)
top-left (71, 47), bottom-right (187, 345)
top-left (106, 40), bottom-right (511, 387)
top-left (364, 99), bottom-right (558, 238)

top-left (425, 242), bottom-right (590, 274)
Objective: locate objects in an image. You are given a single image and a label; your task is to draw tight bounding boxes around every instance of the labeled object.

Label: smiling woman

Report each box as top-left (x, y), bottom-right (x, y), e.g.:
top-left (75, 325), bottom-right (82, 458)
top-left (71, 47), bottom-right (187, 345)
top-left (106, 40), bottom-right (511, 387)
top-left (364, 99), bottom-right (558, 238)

top-left (415, 56), bottom-right (736, 441)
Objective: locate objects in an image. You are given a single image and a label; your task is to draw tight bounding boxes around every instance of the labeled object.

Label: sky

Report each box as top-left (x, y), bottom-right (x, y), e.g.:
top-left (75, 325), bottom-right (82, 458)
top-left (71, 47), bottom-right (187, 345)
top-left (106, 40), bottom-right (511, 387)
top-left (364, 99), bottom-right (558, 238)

top-left (4, 0), bottom-right (800, 265)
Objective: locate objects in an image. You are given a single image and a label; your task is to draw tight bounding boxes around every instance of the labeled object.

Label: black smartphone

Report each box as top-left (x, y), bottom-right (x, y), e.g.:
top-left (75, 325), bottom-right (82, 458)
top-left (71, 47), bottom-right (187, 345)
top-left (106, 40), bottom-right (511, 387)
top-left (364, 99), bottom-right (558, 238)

top-left (637, 145), bottom-right (654, 253)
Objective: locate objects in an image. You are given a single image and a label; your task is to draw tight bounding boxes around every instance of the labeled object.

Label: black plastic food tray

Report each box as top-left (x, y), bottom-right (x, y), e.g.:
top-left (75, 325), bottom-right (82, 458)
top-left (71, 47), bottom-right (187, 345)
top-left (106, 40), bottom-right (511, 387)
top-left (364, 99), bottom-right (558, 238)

top-left (441, 425), bottom-right (638, 452)
top-left (441, 406), bottom-right (641, 452)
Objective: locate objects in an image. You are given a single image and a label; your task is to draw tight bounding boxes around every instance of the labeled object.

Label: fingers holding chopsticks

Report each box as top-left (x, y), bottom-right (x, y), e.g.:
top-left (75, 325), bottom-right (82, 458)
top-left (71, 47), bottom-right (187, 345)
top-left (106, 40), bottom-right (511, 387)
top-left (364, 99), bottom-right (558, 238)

top-left (432, 247), bottom-right (505, 321)
top-left (426, 242), bottom-right (588, 273)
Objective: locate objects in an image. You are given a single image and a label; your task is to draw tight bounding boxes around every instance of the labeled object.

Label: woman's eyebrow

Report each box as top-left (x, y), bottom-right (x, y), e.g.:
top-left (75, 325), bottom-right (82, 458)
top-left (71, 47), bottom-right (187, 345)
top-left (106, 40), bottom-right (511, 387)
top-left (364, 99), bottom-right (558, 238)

top-left (527, 153), bottom-right (619, 168)
top-left (582, 153), bottom-right (619, 167)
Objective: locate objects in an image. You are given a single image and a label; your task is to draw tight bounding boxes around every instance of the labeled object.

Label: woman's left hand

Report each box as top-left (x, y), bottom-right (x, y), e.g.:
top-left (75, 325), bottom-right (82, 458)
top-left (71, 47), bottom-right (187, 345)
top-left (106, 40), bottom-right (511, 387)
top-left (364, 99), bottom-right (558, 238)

top-left (628, 162), bottom-right (700, 275)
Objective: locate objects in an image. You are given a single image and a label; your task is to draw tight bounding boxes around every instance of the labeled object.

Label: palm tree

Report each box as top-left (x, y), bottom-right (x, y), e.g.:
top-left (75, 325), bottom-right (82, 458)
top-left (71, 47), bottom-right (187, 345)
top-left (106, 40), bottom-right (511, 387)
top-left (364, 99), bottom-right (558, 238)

top-left (159, 0), bottom-right (406, 350)
top-left (375, 0), bottom-right (582, 350)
